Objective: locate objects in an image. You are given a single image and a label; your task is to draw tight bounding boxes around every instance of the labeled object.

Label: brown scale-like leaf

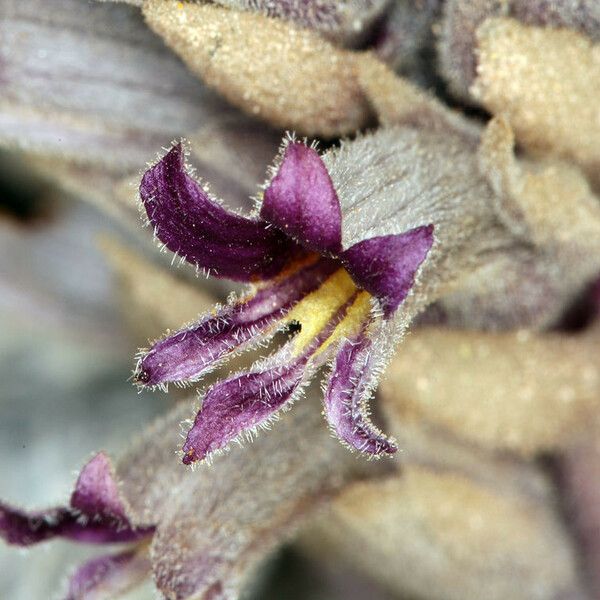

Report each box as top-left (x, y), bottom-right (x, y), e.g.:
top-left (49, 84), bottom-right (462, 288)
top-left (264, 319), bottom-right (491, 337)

top-left (142, 0), bottom-right (373, 137)
top-left (438, 0), bottom-right (600, 102)
top-left (472, 18), bottom-right (600, 185)
top-left (379, 326), bottom-right (600, 457)
top-left (212, 0), bottom-right (389, 47)
top-left (305, 466), bottom-right (584, 600)
top-left (427, 117), bottom-right (600, 330)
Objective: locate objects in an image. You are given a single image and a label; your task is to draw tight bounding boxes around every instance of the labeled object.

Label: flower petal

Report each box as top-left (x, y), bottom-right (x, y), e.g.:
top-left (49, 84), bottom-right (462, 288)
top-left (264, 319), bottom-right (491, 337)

top-left (182, 355), bottom-right (308, 464)
top-left (324, 333), bottom-right (397, 456)
top-left (135, 258), bottom-right (338, 387)
top-left (69, 453), bottom-right (129, 520)
top-left (262, 143), bottom-right (342, 255)
top-left (181, 283), bottom-right (362, 464)
top-left (140, 142), bottom-right (294, 281)
top-left (341, 226), bottom-right (434, 316)
top-left (66, 548), bottom-right (151, 600)
top-left (0, 453), bottom-right (151, 546)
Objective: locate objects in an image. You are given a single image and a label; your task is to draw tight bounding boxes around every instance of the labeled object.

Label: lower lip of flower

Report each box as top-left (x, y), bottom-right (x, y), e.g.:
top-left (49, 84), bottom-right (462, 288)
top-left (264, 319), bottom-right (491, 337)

top-left (134, 254), bottom-right (372, 389)
top-left (180, 266), bottom-right (375, 463)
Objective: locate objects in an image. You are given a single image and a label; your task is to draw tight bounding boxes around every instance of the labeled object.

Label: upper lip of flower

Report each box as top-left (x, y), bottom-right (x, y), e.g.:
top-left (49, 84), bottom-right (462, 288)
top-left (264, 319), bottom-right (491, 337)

top-left (136, 138), bottom-right (434, 463)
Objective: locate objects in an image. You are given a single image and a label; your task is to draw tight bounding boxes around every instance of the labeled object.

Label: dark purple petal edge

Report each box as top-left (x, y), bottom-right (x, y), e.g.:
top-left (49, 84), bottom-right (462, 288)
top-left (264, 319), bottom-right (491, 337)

top-left (324, 333), bottom-right (397, 456)
top-left (341, 225), bottom-right (434, 316)
top-left (261, 142), bottom-right (343, 255)
top-left (136, 258), bottom-right (338, 387)
top-left (0, 453), bottom-right (153, 546)
top-left (140, 142), bottom-right (295, 282)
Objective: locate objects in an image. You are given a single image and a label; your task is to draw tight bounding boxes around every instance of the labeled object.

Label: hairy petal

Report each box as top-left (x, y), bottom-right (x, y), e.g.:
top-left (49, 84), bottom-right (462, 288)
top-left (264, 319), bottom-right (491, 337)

top-left (342, 226), bottom-right (434, 316)
top-left (136, 258), bottom-right (337, 387)
top-left (181, 283), bottom-right (362, 464)
top-left (69, 453), bottom-right (129, 520)
top-left (0, 453), bottom-right (151, 546)
top-left (324, 332), bottom-right (397, 455)
top-left (65, 548), bottom-right (151, 600)
top-left (262, 143), bottom-right (342, 254)
top-left (182, 353), bottom-right (308, 464)
top-left (140, 143), bottom-right (294, 281)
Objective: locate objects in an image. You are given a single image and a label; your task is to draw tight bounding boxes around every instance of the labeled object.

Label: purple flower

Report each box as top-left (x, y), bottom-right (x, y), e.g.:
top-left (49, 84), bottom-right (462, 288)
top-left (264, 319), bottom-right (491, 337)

top-left (135, 136), bottom-right (435, 463)
top-left (0, 453), bottom-right (151, 546)
top-left (0, 452), bottom-right (154, 598)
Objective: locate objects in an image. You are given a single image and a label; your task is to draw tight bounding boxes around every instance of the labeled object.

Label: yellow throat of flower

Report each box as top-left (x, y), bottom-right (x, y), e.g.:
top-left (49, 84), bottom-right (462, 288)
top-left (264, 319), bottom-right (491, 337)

top-left (283, 268), bottom-right (373, 357)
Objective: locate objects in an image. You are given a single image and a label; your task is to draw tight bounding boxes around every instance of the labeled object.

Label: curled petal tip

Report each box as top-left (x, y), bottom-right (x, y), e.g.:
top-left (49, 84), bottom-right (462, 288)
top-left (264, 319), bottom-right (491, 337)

top-left (182, 447), bottom-right (202, 466)
top-left (133, 259), bottom-right (339, 388)
top-left (325, 335), bottom-right (397, 456)
top-left (133, 367), bottom-right (151, 386)
top-left (140, 141), bottom-right (293, 282)
top-left (0, 453), bottom-right (151, 546)
top-left (134, 351), bottom-right (167, 389)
